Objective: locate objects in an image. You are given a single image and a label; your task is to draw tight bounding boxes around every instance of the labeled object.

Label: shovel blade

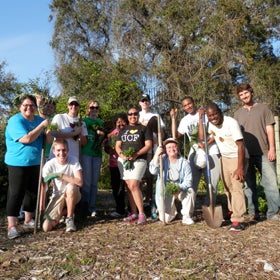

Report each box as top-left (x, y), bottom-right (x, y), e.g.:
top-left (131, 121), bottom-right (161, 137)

top-left (202, 204), bottom-right (223, 229)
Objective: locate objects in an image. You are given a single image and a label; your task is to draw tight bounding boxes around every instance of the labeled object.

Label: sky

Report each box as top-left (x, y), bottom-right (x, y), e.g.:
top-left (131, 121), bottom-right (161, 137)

top-left (0, 0), bottom-right (59, 95)
top-left (0, 1), bottom-right (279, 98)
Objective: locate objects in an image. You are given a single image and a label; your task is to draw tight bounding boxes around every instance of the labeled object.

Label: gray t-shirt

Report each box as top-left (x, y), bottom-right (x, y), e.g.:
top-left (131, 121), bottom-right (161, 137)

top-left (234, 103), bottom-right (275, 156)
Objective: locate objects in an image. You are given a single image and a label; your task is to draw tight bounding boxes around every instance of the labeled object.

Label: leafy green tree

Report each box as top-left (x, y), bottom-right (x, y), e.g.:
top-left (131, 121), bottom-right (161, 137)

top-left (50, 0), bottom-right (280, 112)
top-left (0, 62), bottom-right (19, 122)
top-left (116, 0), bottom-right (280, 108)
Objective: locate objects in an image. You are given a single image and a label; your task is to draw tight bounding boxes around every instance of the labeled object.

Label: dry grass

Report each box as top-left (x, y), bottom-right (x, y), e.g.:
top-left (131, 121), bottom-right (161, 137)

top-left (0, 190), bottom-right (280, 280)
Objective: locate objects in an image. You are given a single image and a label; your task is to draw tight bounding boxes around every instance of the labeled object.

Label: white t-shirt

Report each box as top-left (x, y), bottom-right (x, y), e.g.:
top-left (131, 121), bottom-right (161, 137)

top-left (51, 113), bottom-right (88, 159)
top-left (42, 155), bottom-right (82, 196)
top-left (139, 111), bottom-right (165, 154)
top-left (139, 111), bottom-right (165, 127)
top-left (208, 116), bottom-right (247, 158)
top-left (178, 112), bottom-right (219, 155)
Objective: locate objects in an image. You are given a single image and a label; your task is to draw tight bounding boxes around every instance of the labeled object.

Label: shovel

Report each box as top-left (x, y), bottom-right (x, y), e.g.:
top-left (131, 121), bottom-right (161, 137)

top-left (201, 113), bottom-right (223, 229)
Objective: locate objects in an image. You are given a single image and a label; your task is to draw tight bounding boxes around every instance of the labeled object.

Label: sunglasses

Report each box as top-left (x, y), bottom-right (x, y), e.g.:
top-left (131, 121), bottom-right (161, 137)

top-left (141, 99), bottom-right (149, 102)
top-left (22, 104), bottom-right (35, 108)
top-left (90, 106), bottom-right (99, 110)
top-left (69, 102), bottom-right (79, 107)
top-left (127, 112), bottom-right (139, 116)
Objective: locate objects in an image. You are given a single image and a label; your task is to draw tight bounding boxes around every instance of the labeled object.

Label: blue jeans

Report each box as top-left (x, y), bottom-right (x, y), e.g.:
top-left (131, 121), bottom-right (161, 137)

top-left (81, 155), bottom-right (102, 212)
top-left (189, 152), bottom-right (220, 205)
top-left (245, 155), bottom-right (280, 218)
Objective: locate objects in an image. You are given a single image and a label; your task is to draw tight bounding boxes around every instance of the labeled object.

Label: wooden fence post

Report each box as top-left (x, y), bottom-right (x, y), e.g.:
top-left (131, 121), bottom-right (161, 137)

top-left (275, 116), bottom-right (280, 183)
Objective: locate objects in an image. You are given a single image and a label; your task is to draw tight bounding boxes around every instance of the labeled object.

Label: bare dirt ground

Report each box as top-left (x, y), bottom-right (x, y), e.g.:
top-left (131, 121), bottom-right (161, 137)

top-left (0, 190), bottom-right (280, 280)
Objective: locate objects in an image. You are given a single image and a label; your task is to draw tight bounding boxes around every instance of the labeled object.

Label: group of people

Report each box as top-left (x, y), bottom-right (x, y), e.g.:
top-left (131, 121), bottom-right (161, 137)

top-left (4, 82), bottom-right (280, 239)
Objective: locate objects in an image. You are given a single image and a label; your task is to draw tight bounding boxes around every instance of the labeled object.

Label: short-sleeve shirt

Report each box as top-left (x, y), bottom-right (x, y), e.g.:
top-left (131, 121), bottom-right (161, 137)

top-left (208, 116), bottom-right (244, 158)
top-left (51, 113), bottom-right (88, 159)
top-left (5, 113), bottom-right (45, 166)
top-left (82, 117), bottom-right (104, 157)
top-left (139, 111), bottom-right (165, 127)
top-left (42, 155), bottom-right (82, 196)
top-left (178, 112), bottom-right (219, 155)
top-left (117, 124), bottom-right (153, 160)
top-left (234, 103), bottom-right (275, 156)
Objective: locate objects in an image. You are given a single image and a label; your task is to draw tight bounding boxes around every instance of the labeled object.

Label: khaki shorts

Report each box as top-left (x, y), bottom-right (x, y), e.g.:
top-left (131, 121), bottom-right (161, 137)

top-left (118, 158), bottom-right (147, 181)
top-left (45, 184), bottom-right (81, 221)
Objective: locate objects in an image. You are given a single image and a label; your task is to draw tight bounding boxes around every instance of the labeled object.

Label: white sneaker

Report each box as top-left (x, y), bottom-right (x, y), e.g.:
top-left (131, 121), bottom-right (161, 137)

top-left (268, 214), bottom-right (280, 221)
top-left (91, 211), bottom-right (97, 217)
top-left (182, 217), bottom-right (194, 225)
top-left (65, 217), bottom-right (77, 232)
top-left (22, 219), bottom-right (35, 229)
top-left (8, 226), bottom-right (21, 239)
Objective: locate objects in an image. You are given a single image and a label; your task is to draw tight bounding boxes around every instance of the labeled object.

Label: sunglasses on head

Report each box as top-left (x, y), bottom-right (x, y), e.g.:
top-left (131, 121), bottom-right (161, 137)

top-left (69, 102), bottom-right (79, 107)
top-left (127, 112), bottom-right (139, 116)
top-left (90, 106), bottom-right (99, 110)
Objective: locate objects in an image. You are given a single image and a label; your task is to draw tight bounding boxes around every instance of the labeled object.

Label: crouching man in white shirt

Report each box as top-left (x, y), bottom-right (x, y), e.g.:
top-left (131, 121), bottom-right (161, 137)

top-left (42, 138), bottom-right (83, 232)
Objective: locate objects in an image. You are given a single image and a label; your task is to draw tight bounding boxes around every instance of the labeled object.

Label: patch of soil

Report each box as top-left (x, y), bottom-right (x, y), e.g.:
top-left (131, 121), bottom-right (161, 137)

top-left (0, 190), bottom-right (280, 279)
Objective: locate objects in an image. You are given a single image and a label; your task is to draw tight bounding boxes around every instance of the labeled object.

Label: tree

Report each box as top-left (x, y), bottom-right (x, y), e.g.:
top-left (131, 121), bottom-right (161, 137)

top-left (50, 0), bottom-right (142, 118)
top-left (115, 0), bottom-right (280, 109)
top-left (0, 61), bottom-right (19, 121)
top-left (50, 0), bottom-right (280, 115)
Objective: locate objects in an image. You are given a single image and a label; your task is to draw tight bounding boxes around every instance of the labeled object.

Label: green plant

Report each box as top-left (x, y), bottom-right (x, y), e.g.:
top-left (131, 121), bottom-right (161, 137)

top-left (122, 147), bottom-right (135, 157)
top-left (47, 123), bottom-right (59, 131)
top-left (165, 181), bottom-right (180, 196)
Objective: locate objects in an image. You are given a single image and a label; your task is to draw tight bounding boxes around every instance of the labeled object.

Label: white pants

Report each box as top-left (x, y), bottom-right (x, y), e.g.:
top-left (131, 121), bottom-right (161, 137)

top-left (157, 188), bottom-right (195, 223)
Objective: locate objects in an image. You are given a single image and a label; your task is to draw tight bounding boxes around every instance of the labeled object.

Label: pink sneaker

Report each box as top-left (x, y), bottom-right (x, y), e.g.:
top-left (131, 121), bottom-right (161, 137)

top-left (137, 213), bottom-right (147, 225)
top-left (123, 213), bottom-right (138, 222)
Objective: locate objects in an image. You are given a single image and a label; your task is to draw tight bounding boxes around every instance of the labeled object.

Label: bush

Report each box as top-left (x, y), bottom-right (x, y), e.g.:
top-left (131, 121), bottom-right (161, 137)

top-left (0, 123), bottom-right (8, 206)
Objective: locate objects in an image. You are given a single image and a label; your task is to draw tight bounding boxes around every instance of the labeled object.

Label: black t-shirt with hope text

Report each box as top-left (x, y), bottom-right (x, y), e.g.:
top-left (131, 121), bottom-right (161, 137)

top-left (117, 124), bottom-right (153, 160)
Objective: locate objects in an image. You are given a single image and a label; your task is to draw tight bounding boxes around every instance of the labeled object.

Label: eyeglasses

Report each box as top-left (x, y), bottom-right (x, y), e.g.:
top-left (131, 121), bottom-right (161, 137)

top-left (90, 106), bottom-right (99, 110)
top-left (127, 112), bottom-right (139, 116)
top-left (22, 104), bottom-right (35, 108)
top-left (69, 102), bottom-right (79, 107)
top-left (141, 99), bottom-right (149, 102)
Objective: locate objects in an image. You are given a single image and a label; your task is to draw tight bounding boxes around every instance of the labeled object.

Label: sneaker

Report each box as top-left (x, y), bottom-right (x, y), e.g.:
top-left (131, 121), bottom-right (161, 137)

top-left (254, 213), bottom-right (261, 221)
top-left (123, 213), bottom-right (138, 222)
top-left (7, 226), bottom-right (21, 240)
top-left (229, 222), bottom-right (245, 232)
top-left (182, 217), bottom-right (194, 225)
top-left (110, 211), bottom-right (122, 218)
top-left (22, 219), bottom-right (35, 229)
top-left (65, 217), bottom-right (77, 232)
top-left (244, 213), bottom-right (260, 222)
top-left (223, 211), bottom-right (233, 221)
top-left (137, 213), bottom-right (147, 225)
top-left (268, 213), bottom-right (280, 221)
top-left (91, 211), bottom-right (97, 217)
top-left (59, 216), bottom-right (66, 224)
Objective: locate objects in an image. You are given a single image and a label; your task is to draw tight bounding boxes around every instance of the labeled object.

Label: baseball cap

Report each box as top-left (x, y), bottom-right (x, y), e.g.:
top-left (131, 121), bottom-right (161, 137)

top-left (68, 96), bottom-right (80, 105)
top-left (163, 138), bottom-right (178, 146)
top-left (140, 94), bottom-right (151, 102)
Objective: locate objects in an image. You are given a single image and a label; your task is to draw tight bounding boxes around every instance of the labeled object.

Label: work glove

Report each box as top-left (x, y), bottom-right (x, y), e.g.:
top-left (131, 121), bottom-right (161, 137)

top-left (43, 173), bottom-right (62, 183)
top-left (124, 159), bottom-right (133, 170)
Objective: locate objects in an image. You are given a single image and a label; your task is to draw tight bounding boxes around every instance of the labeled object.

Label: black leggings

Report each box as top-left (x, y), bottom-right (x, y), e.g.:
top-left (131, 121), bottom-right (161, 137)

top-left (6, 165), bottom-right (40, 216)
top-left (110, 167), bottom-right (126, 214)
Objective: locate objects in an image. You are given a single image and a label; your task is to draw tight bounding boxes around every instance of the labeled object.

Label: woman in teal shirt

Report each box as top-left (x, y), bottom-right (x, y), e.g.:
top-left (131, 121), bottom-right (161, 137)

top-left (5, 94), bottom-right (50, 239)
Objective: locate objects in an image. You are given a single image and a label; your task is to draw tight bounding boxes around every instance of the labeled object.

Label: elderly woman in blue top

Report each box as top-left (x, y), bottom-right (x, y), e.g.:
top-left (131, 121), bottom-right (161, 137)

top-left (5, 94), bottom-right (51, 239)
top-left (149, 138), bottom-right (195, 224)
